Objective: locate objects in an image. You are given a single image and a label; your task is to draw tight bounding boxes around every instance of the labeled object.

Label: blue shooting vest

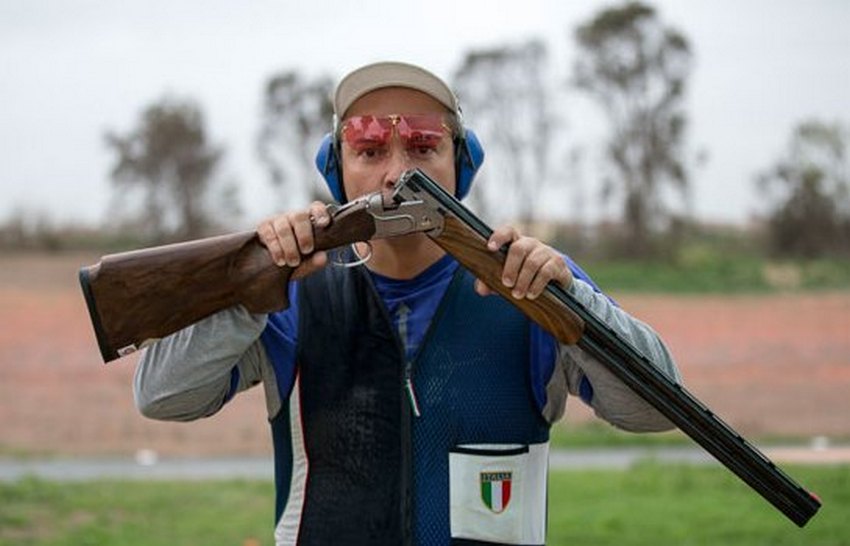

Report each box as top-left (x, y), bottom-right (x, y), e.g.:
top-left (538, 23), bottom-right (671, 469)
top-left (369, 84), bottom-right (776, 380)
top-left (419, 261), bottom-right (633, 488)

top-left (267, 262), bottom-right (550, 545)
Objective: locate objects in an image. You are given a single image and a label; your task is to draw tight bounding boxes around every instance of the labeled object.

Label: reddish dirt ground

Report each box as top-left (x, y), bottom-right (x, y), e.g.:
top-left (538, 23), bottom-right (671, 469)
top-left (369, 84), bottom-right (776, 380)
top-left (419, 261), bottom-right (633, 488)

top-left (1, 251), bottom-right (848, 457)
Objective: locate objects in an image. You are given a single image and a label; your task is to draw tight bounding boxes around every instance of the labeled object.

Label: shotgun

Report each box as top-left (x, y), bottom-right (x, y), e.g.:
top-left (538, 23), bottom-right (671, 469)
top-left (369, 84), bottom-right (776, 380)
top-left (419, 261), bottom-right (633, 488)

top-left (79, 168), bottom-right (821, 527)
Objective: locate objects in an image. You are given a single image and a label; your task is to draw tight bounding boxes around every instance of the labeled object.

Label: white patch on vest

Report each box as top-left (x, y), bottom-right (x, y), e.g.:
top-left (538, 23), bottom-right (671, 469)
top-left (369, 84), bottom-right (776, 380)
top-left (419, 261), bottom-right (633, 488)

top-left (275, 373), bottom-right (309, 545)
top-left (449, 442), bottom-right (548, 545)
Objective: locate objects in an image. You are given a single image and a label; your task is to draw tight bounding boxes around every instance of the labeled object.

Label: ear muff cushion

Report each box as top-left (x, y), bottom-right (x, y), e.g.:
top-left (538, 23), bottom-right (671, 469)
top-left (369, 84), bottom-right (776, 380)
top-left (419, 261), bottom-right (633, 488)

top-left (314, 128), bottom-right (485, 202)
top-left (456, 129), bottom-right (484, 200)
top-left (315, 133), bottom-right (345, 202)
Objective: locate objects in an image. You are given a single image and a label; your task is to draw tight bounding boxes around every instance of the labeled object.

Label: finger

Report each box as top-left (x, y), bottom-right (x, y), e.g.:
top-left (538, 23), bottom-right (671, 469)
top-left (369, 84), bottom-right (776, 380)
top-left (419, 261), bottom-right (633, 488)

top-left (501, 236), bottom-right (535, 291)
top-left (526, 257), bottom-right (569, 299)
top-left (510, 243), bottom-right (549, 299)
top-left (257, 219), bottom-right (287, 267)
top-left (487, 225), bottom-right (518, 252)
top-left (554, 259), bottom-right (573, 289)
top-left (474, 278), bottom-right (494, 297)
top-left (270, 215), bottom-right (303, 267)
top-left (310, 201), bottom-right (331, 228)
top-left (290, 210), bottom-right (316, 255)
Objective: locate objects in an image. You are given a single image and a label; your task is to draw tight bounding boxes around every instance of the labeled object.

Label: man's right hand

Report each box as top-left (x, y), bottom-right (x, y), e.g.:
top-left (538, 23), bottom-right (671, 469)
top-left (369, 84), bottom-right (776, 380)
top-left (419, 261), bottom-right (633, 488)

top-left (257, 201), bottom-right (333, 280)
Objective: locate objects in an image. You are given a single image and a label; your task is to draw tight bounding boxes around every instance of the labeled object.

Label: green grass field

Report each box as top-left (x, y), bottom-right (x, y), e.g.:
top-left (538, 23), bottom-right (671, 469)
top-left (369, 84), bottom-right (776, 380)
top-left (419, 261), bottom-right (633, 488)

top-left (1, 463), bottom-right (845, 545)
top-left (580, 255), bottom-right (850, 293)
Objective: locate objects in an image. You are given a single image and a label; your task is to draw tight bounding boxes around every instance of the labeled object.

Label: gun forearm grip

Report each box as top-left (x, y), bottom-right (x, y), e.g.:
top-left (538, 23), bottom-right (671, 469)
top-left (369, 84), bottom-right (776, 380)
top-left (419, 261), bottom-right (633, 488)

top-left (430, 216), bottom-right (585, 344)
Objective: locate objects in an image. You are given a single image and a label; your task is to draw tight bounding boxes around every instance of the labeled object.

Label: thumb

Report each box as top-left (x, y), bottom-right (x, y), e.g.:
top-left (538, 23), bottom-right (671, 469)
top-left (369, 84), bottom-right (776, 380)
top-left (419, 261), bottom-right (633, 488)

top-left (291, 251), bottom-right (328, 281)
top-left (474, 278), bottom-right (494, 297)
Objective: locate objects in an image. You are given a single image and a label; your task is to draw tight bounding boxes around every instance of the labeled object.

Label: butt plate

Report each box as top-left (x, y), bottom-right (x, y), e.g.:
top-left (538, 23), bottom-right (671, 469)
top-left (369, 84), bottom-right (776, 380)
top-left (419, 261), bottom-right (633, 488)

top-left (78, 267), bottom-right (116, 363)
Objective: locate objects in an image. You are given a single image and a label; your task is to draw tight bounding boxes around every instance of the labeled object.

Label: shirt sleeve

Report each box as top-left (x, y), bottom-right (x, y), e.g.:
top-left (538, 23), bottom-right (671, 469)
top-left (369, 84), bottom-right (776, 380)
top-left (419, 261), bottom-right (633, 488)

top-left (133, 305), bottom-right (272, 422)
top-left (559, 278), bottom-right (682, 432)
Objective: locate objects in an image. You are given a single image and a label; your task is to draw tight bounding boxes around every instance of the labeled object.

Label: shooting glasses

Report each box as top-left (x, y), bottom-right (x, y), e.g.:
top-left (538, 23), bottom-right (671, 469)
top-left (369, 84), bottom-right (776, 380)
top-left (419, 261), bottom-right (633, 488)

top-left (339, 114), bottom-right (452, 154)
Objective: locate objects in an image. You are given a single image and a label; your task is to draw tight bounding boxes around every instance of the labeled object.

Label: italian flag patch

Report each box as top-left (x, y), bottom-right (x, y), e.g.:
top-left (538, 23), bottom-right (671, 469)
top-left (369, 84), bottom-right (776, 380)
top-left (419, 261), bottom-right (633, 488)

top-left (480, 471), bottom-right (512, 513)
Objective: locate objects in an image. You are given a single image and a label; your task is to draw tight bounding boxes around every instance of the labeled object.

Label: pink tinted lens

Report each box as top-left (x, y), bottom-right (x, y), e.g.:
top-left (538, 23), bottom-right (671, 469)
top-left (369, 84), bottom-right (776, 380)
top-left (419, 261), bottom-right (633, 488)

top-left (395, 114), bottom-right (447, 143)
top-left (341, 114), bottom-right (447, 148)
top-left (341, 116), bottom-right (393, 148)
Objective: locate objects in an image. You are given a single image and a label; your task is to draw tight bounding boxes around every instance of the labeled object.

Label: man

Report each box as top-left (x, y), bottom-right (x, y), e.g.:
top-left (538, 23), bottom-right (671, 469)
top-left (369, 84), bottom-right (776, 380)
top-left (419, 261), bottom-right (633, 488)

top-left (135, 61), bottom-right (681, 545)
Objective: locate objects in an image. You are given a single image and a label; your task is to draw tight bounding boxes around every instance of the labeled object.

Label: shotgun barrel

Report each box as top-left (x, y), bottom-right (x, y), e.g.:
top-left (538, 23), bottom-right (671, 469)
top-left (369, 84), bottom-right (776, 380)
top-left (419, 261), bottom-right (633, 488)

top-left (395, 168), bottom-right (821, 527)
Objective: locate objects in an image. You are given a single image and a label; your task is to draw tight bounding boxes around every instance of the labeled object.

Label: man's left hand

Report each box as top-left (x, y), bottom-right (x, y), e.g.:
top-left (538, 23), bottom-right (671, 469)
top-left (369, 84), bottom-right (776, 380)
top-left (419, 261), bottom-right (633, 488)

top-left (474, 225), bottom-right (573, 300)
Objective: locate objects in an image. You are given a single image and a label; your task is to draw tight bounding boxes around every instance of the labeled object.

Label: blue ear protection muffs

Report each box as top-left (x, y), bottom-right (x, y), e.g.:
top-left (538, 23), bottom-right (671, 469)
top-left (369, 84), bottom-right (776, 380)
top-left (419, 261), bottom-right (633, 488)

top-left (314, 121), bottom-right (485, 203)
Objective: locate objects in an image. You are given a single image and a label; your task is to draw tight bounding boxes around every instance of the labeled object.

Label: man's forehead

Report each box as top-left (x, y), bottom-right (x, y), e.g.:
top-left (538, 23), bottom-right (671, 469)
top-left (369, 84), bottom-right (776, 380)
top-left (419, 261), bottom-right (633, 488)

top-left (343, 87), bottom-right (452, 119)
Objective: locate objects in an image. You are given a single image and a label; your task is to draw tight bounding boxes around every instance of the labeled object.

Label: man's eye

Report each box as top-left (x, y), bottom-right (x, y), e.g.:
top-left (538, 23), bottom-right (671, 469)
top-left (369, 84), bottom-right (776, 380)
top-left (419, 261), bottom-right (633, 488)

top-left (351, 141), bottom-right (387, 158)
top-left (362, 147), bottom-right (386, 158)
top-left (409, 145), bottom-right (437, 157)
top-left (408, 135), bottom-right (442, 153)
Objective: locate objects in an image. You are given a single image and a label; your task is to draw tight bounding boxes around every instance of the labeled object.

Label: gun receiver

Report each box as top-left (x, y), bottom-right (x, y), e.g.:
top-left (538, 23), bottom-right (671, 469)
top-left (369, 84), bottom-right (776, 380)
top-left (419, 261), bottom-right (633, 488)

top-left (393, 168), bottom-right (821, 528)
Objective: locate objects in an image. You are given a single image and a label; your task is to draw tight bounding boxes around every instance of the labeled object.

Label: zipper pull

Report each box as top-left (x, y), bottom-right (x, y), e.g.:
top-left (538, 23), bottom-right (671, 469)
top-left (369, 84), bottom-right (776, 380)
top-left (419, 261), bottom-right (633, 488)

top-left (403, 360), bottom-right (421, 417)
top-left (405, 377), bottom-right (421, 417)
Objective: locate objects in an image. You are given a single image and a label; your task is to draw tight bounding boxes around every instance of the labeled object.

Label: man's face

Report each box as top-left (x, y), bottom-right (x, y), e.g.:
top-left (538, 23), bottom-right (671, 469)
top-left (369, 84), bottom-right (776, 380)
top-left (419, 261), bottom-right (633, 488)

top-left (339, 87), bottom-right (456, 200)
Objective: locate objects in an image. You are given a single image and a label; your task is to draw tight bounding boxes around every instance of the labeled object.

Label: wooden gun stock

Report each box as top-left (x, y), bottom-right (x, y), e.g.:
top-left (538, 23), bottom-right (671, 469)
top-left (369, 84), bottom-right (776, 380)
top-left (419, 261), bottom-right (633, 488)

top-left (80, 201), bottom-right (377, 363)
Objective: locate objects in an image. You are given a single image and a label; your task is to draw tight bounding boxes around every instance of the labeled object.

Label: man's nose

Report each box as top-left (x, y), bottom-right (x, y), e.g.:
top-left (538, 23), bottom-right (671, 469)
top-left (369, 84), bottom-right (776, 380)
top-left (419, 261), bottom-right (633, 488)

top-left (382, 141), bottom-right (412, 188)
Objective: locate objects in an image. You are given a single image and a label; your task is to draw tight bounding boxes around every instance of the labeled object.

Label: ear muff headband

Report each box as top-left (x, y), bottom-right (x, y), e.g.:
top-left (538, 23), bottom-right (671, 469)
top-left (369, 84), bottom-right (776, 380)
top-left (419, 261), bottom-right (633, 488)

top-left (315, 126), bottom-right (484, 203)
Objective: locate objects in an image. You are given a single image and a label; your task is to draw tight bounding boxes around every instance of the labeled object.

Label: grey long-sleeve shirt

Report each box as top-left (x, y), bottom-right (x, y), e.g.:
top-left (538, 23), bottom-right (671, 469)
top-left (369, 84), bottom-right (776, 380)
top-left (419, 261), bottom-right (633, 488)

top-left (134, 276), bottom-right (682, 433)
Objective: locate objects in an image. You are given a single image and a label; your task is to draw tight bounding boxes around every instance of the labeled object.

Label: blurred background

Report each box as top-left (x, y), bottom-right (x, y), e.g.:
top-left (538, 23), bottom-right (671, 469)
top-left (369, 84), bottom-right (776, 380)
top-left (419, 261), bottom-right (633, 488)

top-left (1, 1), bottom-right (849, 543)
top-left (1, 0), bottom-right (848, 250)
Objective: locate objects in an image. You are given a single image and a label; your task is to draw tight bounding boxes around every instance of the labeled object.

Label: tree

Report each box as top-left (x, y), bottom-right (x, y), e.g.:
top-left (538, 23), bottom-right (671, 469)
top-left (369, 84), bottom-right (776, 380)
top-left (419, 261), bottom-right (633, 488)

top-left (105, 97), bottom-right (225, 241)
top-left (257, 71), bottom-right (334, 207)
top-left (573, 1), bottom-right (692, 256)
top-left (453, 40), bottom-right (554, 225)
top-left (757, 120), bottom-right (850, 257)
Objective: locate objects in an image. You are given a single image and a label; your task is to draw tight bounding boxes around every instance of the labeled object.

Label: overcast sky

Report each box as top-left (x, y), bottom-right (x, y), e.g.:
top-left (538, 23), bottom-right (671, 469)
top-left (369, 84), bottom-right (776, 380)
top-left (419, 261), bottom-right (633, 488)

top-left (1, 0), bottom-right (848, 229)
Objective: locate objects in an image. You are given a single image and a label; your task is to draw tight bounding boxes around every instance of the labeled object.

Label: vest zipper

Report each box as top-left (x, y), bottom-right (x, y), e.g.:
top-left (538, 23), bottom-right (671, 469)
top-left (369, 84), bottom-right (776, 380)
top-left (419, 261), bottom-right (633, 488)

top-left (404, 361), bottom-right (422, 417)
top-left (362, 259), bottom-right (464, 546)
top-left (400, 357), bottom-right (414, 546)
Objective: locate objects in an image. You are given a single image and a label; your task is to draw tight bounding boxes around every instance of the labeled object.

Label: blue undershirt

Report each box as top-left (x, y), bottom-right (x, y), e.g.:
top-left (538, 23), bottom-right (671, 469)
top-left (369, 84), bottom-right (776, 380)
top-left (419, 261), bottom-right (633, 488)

top-left (257, 253), bottom-right (604, 410)
top-left (370, 254), bottom-right (458, 361)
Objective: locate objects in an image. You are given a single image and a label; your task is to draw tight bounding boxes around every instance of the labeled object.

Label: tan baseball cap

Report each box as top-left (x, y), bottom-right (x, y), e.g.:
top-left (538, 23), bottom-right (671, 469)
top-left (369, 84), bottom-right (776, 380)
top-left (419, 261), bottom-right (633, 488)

top-left (333, 61), bottom-right (459, 118)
